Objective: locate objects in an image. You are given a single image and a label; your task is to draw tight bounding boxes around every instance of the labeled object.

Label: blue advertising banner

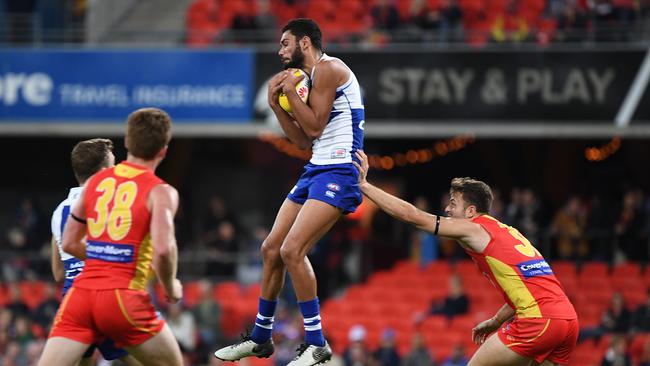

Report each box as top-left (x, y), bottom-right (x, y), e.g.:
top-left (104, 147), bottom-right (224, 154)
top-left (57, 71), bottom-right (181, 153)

top-left (0, 49), bottom-right (254, 121)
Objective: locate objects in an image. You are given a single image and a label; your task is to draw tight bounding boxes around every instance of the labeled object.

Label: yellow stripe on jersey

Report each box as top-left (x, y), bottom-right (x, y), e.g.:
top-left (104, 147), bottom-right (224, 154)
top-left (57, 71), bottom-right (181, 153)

top-left (485, 256), bottom-right (542, 318)
top-left (129, 234), bottom-right (154, 291)
top-left (114, 164), bottom-right (146, 179)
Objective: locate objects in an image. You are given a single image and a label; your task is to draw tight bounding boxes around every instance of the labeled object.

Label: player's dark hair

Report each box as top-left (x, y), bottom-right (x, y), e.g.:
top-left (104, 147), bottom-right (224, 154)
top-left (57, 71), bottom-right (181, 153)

top-left (71, 138), bottom-right (114, 184)
top-left (282, 18), bottom-right (323, 51)
top-left (125, 108), bottom-right (172, 160)
top-left (450, 177), bottom-right (493, 213)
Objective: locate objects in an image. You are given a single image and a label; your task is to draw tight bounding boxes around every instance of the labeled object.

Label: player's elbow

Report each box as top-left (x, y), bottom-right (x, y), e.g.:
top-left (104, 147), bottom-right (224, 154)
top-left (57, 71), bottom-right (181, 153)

top-left (53, 270), bottom-right (64, 283)
top-left (61, 240), bottom-right (75, 255)
top-left (154, 241), bottom-right (174, 258)
top-left (305, 129), bottom-right (322, 141)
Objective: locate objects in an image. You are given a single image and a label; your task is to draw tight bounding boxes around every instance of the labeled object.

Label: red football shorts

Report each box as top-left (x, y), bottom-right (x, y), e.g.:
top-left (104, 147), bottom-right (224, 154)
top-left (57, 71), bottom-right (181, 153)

top-left (50, 287), bottom-right (164, 348)
top-left (497, 317), bottom-right (579, 365)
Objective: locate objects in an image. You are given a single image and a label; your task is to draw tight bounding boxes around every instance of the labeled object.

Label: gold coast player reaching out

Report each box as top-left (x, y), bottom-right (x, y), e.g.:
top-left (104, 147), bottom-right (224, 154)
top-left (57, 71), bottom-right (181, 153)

top-left (215, 18), bottom-right (366, 366)
top-left (353, 151), bottom-right (578, 366)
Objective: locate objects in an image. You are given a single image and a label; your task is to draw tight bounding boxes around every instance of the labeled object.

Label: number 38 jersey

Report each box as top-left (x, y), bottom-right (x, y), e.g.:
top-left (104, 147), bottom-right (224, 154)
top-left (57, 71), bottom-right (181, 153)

top-left (74, 161), bottom-right (164, 291)
top-left (465, 215), bottom-right (577, 320)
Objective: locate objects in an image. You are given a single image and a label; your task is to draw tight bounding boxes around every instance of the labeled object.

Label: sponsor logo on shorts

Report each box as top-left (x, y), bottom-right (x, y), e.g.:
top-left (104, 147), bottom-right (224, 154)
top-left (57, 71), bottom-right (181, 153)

top-left (86, 241), bottom-right (134, 263)
top-left (517, 259), bottom-right (553, 278)
top-left (331, 148), bottom-right (346, 159)
top-left (325, 191), bottom-right (336, 198)
top-left (327, 183), bottom-right (341, 192)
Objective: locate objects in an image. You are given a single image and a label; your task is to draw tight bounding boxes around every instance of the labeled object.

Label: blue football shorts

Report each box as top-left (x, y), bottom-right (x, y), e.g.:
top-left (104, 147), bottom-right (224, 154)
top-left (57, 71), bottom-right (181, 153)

top-left (287, 162), bottom-right (362, 214)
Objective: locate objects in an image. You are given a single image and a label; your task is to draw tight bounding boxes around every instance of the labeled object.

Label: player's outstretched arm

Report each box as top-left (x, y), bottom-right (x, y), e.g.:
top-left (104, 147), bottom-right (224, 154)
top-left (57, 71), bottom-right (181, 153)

top-left (149, 184), bottom-right (182, 303)
top-left (268, 71), bottom-right (312, 149)
top-left (62, 190), bottom-right (88, 260)
top-left (353, 151), bottom-right (487, 246)
top-left (50, 236), bottom-right (64, 283)
top-left (281, 62), bottom-right (339, 140)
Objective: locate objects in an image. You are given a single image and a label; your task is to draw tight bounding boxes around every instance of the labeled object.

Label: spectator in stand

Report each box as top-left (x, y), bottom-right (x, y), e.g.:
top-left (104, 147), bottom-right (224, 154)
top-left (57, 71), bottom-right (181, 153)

top-left (343, 325), bottom-right (372, 366)
top-left (408, 0), bottom-right (443, 42)
top-left (504, 188), bottom-right (523, 226)
top-left (488, 189), bottom-right (505, 222)
top-left (6, 283), bottom-right (30, 321)
top-left (12, 316), bottom-right (34, 347)
top-left (429, 274), bottom-right (469, 319)
top-left (593, 0), bottom-right (618, 41)
top-left (366, 0), bottom-right (401, 46)
top-left (201, 195), bottom-right (240, 241)
top-left (32, 283), bottom-right (59, 333)
top-left (373, 328), bottom-right (400, 366)
top-left (371, 0), bottom-right (401, 32)
top-left (580, 292), bottom-right (632, 340)
top-left (552, 0), bottom-right (590, 42)
top-left (200, 195), bottom-right (241, 277)
top-left (601, 335), bottom-right (631, 366)
top-left (410, 196), bottom-right (439, 266)
top-left (601, 292), bottom-right (632, 334)
top-left (585, 195), bottom-right (617, 261)
top-left (438, 0), bottom-right (463, 42)
top-left (205, 220), bottom-right (240, 277)
top-left (255, 0), bottom-right (278, 31)
top-left (550, 196), bottom-right (588, 260)
top-left (615, 189), bottom-right (648, 261)
top-left (632, 289), bottom-right (650, 332)
top-left (166, 302), bottom-right (198, 363)
top-left (192, 280), bottom-right (222, 352)
top-left (441, 344), bottom-right (468, 366)
top-left (402, 332), bottom-right (435, 366)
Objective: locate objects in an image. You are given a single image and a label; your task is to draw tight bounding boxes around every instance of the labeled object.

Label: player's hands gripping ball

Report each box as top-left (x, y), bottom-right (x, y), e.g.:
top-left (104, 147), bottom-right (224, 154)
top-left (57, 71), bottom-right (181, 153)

top-left (279, 68), bottom-right (310, 114)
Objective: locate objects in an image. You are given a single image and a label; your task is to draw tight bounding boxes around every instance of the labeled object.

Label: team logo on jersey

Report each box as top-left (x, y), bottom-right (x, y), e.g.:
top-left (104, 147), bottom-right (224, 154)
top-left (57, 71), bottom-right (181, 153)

top-left (327, 183), bottom-right (341, 192)
top-left (517, 259), bottom-right (553, 278)
top-left (86, 241), bottom-right (134, 263)
top-left (331, 148), bottom-right (346, 159)
top-left (325, 191), bottom-right (336, 198)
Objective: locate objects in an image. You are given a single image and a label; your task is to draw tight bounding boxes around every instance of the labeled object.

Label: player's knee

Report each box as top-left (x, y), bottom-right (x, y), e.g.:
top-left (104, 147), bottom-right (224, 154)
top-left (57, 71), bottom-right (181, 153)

top-left (279, 243), bottom-right (303, 265)
top-left (261, 240), bottom-right (282, 262)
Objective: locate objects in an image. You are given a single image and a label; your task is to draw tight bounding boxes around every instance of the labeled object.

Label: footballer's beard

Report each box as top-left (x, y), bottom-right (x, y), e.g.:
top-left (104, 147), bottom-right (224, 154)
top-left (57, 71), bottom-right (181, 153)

top-left (283, 48), bottom-right (305, 70)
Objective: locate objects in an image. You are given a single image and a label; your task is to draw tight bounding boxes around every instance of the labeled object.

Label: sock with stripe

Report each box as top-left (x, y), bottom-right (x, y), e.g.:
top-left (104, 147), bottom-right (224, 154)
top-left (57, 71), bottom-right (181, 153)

top-left (251, 298), bottom-right (277, 344)
top-left (299, 298), bottom-right (325, 347)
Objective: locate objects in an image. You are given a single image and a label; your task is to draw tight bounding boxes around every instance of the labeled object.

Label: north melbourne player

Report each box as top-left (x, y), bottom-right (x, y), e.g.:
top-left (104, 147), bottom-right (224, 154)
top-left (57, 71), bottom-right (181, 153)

top-left (215, 18), bottom-right (365, 366)
top-left (39, 108), bottom-right (183, 366)
top-left (354, 151), bottom-right (578, 366)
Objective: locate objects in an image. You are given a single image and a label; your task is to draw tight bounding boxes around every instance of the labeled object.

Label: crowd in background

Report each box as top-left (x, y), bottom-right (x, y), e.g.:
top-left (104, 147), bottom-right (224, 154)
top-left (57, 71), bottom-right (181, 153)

top-left (3, 0), bottom-right (650, 45)
top-left (2, 186), bottom-right (649, 285)
top-left (185, 0), bottom-right (650, 46)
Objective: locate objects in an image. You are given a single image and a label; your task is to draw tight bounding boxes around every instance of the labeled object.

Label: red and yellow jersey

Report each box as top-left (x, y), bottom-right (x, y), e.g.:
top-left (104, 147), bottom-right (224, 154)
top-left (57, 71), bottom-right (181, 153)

top-left (465, 215), bottom-right (577, 320)
top-left (73, 161), bottom-right (164, 291)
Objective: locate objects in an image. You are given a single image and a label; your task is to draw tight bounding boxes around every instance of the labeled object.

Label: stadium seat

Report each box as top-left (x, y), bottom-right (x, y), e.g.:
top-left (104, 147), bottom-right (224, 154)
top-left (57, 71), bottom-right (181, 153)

top-left (213, 281), bottom-right (241, 300)
top-left (20, 281), bottom-right (47, 309)
top-left (611, 262), bottom-right (642, 278)
top-left (579, 262), bottom-right (610, 278)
